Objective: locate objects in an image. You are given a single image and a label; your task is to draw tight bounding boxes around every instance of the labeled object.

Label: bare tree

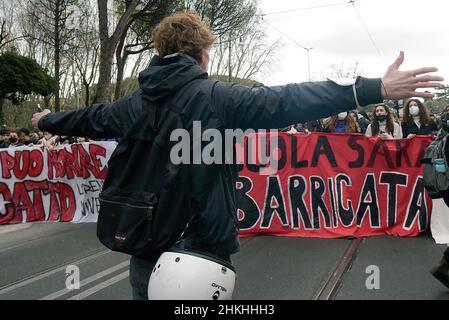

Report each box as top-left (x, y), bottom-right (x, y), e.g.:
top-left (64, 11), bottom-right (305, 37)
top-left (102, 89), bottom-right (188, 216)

top-left (321, 61), bottom-right (365, 80)
top-left (209, 18), bottom-right (282, 82)
top-left (0, 3), bottom-right (27, 52)
top-left (19, 5), bottom-right (44, 62)
top-left (0, 18), bottom-right (8, 51)
top-left (190, 0), bottom-right (278, 82)
top-left (67, 0), bottom-right (100, 106)
top-left (24, 0), bottom-right (79, 112)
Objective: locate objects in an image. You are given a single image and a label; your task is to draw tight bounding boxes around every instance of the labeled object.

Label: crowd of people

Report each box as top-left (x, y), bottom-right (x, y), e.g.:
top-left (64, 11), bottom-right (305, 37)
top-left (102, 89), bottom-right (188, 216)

top-left (0, 126), bottom-right (95, 149)
top-left (1, 99), bottom-right (445, 151)
top-left (282, 99), bottom-right (446, 140)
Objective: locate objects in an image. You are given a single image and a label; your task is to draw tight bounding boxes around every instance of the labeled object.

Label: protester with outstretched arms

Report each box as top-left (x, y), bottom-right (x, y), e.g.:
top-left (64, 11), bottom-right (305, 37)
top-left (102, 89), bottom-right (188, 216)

top-left (34, 52), bottom-right (441, 136)
top-left (31, 12), bottom-right (443, 300)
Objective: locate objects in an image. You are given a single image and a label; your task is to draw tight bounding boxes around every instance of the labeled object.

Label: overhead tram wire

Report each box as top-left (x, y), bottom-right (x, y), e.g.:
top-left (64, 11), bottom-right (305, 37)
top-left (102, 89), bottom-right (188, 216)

top-left (350, 0), bottom-right (385, 63)
top-left (261, 0), bottom-right (360, 17)
top-left (259, 2), bottom-right (364, 71)
top-left (214, 0), bottom-right (353, 65)
top-left (260, 17), bottom-right (313, 80)
top-left (260, 18), bottom-right (308, 51)
top-left (259, 16), bottom-right (331, 68)
top-left (259, 0), bottom-right (385, 78)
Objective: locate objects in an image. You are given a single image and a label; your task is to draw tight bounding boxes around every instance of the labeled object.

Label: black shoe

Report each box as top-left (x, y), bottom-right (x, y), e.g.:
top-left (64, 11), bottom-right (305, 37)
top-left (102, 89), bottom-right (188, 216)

top-left (430, 258), bottom-right (449, 290)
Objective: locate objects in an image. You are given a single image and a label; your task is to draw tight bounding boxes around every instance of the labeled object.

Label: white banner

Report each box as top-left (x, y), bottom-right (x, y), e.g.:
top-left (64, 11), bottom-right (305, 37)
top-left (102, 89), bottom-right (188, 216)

top-left (0, 142), bottom-right (117, 225)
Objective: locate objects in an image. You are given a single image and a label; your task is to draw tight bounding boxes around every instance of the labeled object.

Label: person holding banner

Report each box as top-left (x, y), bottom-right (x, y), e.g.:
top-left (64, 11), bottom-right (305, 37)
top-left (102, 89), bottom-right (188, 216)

top-left (402, 98), bottom-right (438, 138)
top-left (31, 11), bottom-right (444, 300)
top-left (322, 112), bottom-right (362, 134)
top-left (365, 104), bottom-right (403, 140)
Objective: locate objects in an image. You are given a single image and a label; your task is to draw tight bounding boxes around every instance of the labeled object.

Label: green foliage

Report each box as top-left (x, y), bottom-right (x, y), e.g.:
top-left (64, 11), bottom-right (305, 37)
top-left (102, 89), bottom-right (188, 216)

top-left (435, 85), bottom-right (449, 101)
top-left (0, 52), bottom-right (56, 104)
top-left (423, 85), bottom-right (449, 114)
top-left (116, 0), bottom-right (184, 51)
top-left (190, 0), bottom-right (257, 36)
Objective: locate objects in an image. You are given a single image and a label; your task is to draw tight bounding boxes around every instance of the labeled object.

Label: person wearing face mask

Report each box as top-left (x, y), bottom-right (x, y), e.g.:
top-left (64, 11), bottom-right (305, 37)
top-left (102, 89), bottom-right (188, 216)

top-left (365, 104), bottom-right (403, 140)
top-left (402, 98), bottom-right (438, 138)
top-left (7, 131), bottom-right (20, 148)
top-left (323, 111), bottom-right (361, 134)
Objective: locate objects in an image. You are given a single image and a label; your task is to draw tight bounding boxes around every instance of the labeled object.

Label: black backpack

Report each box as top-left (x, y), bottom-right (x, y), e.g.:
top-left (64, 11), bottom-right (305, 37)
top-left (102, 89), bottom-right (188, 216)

top-left (422, 129), bottom-right (449, 199)
top-left (96, 88), bottom-right (194, 260)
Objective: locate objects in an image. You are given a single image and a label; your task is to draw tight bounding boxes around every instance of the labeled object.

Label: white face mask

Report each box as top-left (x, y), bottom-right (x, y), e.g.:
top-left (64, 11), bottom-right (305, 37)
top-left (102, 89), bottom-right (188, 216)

top-left (338, 112), bottom-right (348, 120)
top-left (409, 106), bottom-right (420, 117)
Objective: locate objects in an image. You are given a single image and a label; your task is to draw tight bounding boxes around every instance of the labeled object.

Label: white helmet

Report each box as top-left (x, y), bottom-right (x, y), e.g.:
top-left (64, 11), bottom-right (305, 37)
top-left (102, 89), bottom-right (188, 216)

top-left (148, 250), bottom-right (236, 300)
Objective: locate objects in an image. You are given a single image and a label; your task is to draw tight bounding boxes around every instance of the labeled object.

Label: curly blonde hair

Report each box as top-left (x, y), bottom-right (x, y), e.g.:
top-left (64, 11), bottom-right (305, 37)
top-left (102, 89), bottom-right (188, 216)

top-left (152, 11), bottom-right (215, 61)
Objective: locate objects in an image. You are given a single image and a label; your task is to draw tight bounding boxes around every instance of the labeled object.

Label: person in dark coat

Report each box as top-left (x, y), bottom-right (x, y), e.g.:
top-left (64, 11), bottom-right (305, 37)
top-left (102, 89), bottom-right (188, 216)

top-left (402, 98), bottom-right (438, 138)
top-left (31, 11), bottom-right (444, 300)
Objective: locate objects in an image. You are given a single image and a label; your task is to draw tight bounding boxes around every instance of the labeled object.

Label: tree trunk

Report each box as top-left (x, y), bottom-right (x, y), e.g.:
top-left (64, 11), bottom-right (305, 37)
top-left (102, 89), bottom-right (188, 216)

top-left (114, 35), bottom-right (128, 101)
top-left (83, 78), bottom-right (90, 107)
top-left (114, 56), bottom-right (127, 101)
top-left (93, 0), bottom-right (111, 103)
top-left (44, 96), bottom-right (51, 110)
top-left (94, 0), bottom-right (139, 104)
top-left (95, 43), bottom-right (113, 103)
top-left (54, 0), bottom-right (61, 112)
top-left (0, 98), bottom-right (4, 126)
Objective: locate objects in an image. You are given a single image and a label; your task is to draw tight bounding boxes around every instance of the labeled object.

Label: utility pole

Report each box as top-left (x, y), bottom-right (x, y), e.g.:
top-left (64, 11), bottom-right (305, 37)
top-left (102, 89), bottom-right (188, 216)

top-left (306, 47), bottom-right (313, 81)
top-left (76, 88), bottom-right (80, 110)
top-left (71, 63), bottom-right (80, 110)
top-left (228, 35), bottom-right (232, 83)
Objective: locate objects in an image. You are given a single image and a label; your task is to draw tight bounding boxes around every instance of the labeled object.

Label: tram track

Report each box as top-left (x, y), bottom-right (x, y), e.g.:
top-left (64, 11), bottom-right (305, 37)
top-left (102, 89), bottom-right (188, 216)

top-left (312, 238), bottom-right (365, 300)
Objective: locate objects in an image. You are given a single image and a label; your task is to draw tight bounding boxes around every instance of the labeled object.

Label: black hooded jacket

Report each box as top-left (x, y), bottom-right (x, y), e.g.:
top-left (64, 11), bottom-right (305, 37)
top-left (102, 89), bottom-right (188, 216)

top-left (38, 53), bottom-right (382, 257)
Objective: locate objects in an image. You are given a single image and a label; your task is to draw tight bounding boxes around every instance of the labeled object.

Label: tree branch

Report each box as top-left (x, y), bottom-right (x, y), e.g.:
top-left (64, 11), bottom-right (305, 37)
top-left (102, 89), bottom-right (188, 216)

top-left (110, 0), bottom-right (140, 45)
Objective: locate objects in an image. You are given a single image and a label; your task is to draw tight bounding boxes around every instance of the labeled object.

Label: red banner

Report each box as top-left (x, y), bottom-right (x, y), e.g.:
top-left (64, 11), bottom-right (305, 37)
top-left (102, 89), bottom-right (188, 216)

top-left (236, 133), bottom-right (434, 238)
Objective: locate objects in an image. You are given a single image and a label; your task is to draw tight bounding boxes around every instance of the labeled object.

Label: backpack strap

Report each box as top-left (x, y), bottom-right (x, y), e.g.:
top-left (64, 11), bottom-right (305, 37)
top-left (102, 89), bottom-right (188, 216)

top-left (125, 91), bottom-right (159, 142)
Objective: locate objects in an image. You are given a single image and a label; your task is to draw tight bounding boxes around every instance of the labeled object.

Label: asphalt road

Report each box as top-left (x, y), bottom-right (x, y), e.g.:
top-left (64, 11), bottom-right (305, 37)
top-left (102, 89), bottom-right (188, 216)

top-left (0, 223), bottom-right (448, 300)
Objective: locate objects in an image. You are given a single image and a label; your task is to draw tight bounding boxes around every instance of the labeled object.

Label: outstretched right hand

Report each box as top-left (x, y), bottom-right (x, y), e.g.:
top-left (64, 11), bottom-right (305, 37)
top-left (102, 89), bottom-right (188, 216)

top-left (381, 51), bottom-right (444, 100)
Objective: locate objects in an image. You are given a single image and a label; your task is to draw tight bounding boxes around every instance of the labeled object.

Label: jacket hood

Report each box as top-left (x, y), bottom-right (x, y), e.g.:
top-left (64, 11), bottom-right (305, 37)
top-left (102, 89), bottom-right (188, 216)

top-left (139, 53), bottom-right (208, 101)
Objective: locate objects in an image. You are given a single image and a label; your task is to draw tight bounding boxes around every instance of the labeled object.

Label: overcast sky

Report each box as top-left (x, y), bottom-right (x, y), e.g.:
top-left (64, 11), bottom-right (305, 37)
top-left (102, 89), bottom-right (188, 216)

top-left (258, 0), bottom-right (449, 88)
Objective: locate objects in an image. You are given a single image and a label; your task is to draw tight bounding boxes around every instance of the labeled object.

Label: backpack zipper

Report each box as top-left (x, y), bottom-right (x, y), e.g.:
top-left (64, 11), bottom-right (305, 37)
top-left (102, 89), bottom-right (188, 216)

top-left (100, 199), bottom-right (154, 242)
top-left (100, 198), bottom-right (154, 220)
top-left (99, 198), bottom-right (149, 209)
